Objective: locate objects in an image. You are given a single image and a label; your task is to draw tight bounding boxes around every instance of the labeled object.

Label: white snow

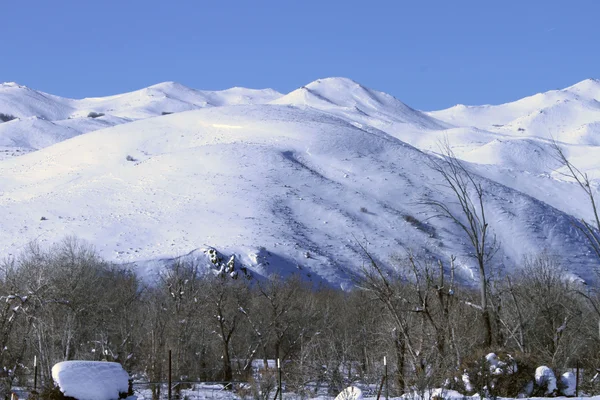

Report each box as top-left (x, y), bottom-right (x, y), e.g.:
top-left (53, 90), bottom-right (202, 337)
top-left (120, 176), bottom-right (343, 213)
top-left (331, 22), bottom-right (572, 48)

top-left (559, 371), bottom-right (576, 396)
top-left (484, 352), bottom-right (517, 375)
top-left (535, 365), bottom-right (557, 395)
top-left (51, 361), bottom-right (130, 400)
top-left (1, 77), bottom-right (600, 286)
top-left (0, 81), bottom-right (281, 153)
top-left (334, 386), bottom-right (362, 400)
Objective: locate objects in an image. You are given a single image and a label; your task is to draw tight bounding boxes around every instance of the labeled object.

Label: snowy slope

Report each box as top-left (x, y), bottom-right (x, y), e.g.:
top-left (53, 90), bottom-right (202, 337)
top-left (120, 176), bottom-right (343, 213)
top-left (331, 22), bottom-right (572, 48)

top-left (417, 79), bottom-right (600, 225)
top-left (272, 77), bottom-right (448, 130)
top-left (0, 81), bottom-right (282, 153)
top-left (428, 78), bottom-right (600, 143)
top-left (0, 104), bottom-right (596, 286)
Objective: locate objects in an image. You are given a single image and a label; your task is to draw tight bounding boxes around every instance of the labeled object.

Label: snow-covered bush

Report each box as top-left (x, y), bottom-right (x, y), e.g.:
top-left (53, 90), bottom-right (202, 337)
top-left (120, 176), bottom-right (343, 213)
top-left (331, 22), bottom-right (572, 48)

top-left (535, 366), bottom-right (558, 396)
top-left (459, 350), bottom-right (537, 399)
top-left (559, 371), bottom-right (576, 396)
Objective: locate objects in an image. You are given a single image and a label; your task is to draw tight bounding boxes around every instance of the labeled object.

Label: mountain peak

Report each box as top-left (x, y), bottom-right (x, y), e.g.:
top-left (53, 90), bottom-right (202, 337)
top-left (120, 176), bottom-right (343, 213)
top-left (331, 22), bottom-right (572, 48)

top-left (1, 82), bottom-right (28, 90)
top-left (564, 78), bottom-right (600, 99)
top-left (146, 81), bottom-right (187, 90)
top-left (305, 77), bottom-right (362, 88)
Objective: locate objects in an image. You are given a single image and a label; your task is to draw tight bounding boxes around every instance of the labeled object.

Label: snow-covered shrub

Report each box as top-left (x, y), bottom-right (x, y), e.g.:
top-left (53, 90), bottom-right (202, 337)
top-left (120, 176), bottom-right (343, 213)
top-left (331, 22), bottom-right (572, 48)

top-left (458, 350), bottom-right (538, 399)
top-left (535, 366), bottom-right (558, 396)
top-left (559, 371), bottom-right (576, 396)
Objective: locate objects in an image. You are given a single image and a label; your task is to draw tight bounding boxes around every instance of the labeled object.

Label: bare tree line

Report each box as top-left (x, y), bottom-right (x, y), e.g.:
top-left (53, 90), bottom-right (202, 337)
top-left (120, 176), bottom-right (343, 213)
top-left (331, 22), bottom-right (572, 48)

top-left (0, 238), bottom-right (598, 398)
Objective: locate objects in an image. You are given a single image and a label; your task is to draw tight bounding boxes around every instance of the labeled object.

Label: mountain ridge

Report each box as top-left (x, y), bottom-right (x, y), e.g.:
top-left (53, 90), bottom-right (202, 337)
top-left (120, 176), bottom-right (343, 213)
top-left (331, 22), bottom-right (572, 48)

top-left (1, 77), bottom-right (599, 286)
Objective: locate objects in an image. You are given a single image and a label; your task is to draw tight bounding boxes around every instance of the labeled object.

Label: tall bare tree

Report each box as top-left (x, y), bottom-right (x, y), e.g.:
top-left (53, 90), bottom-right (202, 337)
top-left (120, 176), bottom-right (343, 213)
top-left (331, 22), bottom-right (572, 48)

top-left (551, 140), bottom-right (600, 261)
top-left (550, 140), bottom-right (600, 341)
top-left (423, 139), bottom-right (497, 347)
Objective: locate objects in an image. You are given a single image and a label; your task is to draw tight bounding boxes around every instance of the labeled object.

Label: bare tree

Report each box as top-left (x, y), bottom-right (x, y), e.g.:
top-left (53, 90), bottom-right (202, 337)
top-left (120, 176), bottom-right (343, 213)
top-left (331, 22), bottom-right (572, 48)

top-left (422, 139), bottom-right (497, 347)
top-left (203, 275), bottom-right (250, 383)
top-left (550, 140), bottom-right (600, 261)
top-left (550, 140), bottom-right (600, 343)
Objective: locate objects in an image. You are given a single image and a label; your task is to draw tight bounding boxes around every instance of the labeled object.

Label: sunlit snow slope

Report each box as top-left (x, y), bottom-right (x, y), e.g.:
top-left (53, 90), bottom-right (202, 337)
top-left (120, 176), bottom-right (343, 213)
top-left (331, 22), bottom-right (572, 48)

top-left (0, 81), bottom-right (281, 158)
top-left (1, 78), bottom-right (599, 286)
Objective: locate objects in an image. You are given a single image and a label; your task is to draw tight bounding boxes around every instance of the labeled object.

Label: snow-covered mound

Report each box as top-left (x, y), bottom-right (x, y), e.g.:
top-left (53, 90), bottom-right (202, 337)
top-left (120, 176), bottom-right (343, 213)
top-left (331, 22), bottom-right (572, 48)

top-left (0, 104), bottom-right (596, 285)
top-left (52, 361), bottom-right (130, 400)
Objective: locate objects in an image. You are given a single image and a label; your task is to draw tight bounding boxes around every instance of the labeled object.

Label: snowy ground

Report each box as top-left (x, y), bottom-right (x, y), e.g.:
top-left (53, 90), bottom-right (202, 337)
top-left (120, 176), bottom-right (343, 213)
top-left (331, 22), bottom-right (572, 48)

top-left (130, 383), bottom-right (600, 400)
top-left (1, 78), bottom-right (599, 286)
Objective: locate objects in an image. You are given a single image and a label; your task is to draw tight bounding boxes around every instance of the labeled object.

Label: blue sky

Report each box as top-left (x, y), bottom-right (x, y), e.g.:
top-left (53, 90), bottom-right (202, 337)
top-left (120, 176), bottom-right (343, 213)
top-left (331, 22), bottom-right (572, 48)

top-left (2, 0), bottom-right (598, 110)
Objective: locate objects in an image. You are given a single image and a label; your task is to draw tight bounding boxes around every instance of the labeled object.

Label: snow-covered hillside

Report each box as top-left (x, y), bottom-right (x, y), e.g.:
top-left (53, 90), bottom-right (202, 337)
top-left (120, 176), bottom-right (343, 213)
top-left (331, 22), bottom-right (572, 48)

top-left (0, 81), bottom-right (281, 156)
top-left (1, 78), bottom-right (599, 286)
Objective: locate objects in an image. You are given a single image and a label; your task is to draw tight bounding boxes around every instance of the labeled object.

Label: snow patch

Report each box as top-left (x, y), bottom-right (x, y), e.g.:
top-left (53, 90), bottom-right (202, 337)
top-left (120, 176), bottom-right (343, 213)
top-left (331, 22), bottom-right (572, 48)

top-left (535, 365), bottom-right (557, 395)
top-left (52, 361), bottom-right (130, 400)
top-left (559, 371), bottom-right (576, 396)
top-left (334, 386), bottom-right (362, 400)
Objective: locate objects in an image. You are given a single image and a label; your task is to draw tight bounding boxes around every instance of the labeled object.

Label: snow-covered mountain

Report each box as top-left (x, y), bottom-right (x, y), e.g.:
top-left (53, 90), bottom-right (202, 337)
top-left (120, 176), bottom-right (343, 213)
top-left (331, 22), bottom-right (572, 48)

top-left (272, 77), bottom-right (447, 130)
top-left (0, 78), bottom-right (598, 286)
top-left (0, 81), bottom-right (282, 158)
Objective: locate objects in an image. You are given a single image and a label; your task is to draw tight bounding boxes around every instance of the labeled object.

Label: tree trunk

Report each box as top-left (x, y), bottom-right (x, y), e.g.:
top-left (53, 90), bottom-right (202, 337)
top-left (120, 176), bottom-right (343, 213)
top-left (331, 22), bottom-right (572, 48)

top-left (479, 264), bottom-right (492, 347)
top-left (394, 336), bottom-right (406, 393)
top-left (222, 339), bottom-right (233, 382)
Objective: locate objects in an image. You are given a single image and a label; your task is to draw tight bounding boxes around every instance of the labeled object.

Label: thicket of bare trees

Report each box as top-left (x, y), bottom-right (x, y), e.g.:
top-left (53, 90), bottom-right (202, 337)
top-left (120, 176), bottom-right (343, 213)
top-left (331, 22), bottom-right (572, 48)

top-left (0, 237), bottom-right (599, 398)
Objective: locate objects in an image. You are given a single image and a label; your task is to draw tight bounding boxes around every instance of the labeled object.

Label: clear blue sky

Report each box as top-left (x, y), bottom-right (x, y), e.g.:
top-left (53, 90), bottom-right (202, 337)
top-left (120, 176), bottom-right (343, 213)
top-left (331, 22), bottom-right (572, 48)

top-left (2, 0), bottom-right (598, 110)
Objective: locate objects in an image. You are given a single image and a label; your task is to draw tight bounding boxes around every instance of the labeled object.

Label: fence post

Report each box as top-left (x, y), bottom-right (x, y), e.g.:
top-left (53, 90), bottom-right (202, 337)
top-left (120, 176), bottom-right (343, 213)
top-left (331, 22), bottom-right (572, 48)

top-left (277, 358), bottom-right (282, 400)
top-left (376, 376), bottom-right (385, 400)
top-left (33, 355), bottom-right (38, 394)
top-left (384, 356), bottom-right (388, 400)
top-left (168, 350), bottom-right (172, 400)
top-left (576, 361), bottom-right (580, 398)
